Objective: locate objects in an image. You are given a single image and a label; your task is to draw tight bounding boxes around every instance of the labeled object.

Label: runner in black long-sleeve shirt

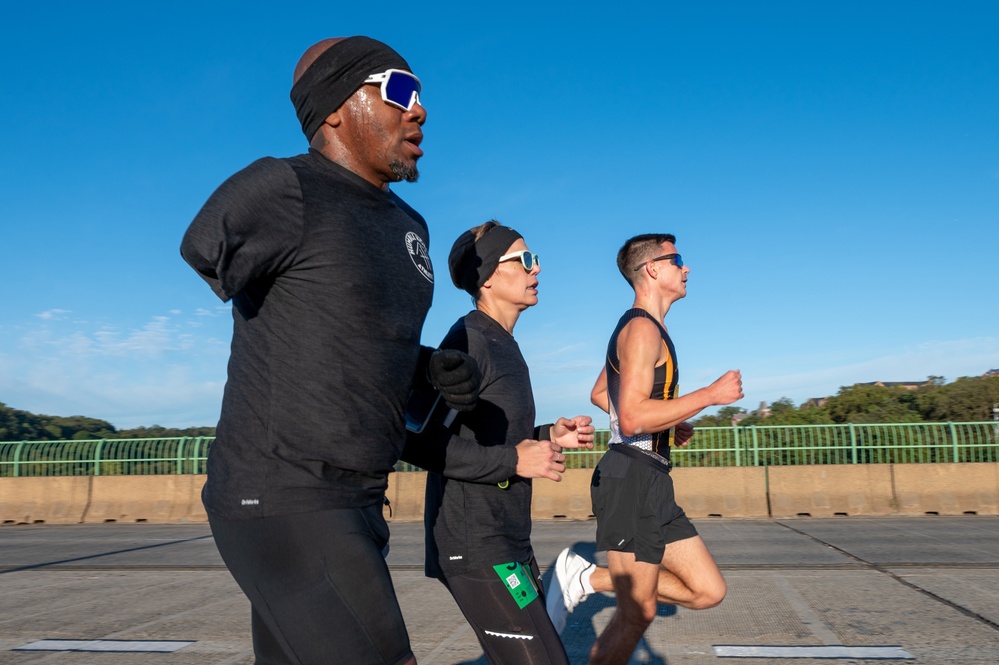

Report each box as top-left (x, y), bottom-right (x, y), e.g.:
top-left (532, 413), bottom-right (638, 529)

top-left (403, 221), bottom-right (595, 665)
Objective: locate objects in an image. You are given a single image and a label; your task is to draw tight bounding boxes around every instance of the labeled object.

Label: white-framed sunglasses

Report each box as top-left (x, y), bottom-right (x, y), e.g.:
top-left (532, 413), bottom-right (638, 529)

top-left (498, 250), bottom-right (539, 271)
top-left (363, 68), bottom-right (422, 111)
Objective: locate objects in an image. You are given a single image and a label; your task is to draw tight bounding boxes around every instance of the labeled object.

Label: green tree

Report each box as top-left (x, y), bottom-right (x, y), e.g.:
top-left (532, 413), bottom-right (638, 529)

top-left (0, 402), bottom-right (215, 441)
top-left (916, 376), bottom-right (999, 421)
top-left (824, 384), bottom-right (922, 424)
top-left (692, 406), bottom-right (746, 427)
top-left (749, 397), bottom-right (828, 425)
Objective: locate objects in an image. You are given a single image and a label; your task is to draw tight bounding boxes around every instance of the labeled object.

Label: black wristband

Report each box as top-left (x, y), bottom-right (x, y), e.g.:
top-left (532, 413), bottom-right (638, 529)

top-left (533, 423), bottom-right (554, 441)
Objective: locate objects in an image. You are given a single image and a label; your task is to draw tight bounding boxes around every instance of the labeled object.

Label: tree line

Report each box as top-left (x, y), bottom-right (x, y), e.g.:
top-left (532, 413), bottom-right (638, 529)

top-left (3, 374), bottom-right (997, 442)
top-left (0, 403), bottom-right (215, 442)
top-left (693, 375), bottom-right (999, 427)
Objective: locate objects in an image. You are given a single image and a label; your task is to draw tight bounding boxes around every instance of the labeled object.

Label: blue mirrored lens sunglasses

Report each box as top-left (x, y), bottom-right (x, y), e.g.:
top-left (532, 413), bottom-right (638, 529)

top-left (364, 69), bottom-right (422, 111)
top-left (633, 253), bottom-right (683, 271)
top-left (499, 250), bottom-right (539, 271)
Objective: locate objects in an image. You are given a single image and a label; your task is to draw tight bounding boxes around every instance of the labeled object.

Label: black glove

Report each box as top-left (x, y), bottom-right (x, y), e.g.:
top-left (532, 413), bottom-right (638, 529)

top-left (427, 348), bottom-right (481, 412)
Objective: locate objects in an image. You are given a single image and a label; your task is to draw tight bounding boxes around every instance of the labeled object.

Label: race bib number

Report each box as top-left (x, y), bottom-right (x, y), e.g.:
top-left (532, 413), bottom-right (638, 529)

top-left (492, 561), bottom-right (538, 609)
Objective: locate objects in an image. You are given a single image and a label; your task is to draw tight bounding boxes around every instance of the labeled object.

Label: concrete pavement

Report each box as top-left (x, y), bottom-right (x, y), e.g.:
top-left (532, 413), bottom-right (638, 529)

top-left (1, 517), bottom-right (998, 664)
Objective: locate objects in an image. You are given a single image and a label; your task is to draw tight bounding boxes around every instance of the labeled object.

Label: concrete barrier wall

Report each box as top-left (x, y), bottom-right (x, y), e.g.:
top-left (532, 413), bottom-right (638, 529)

top-left (84, 475), bottom-right (209, 523)
top-left (385, 468), bottom-right (769, 521)
top-left (0, 476), bottom-right (91, 524)
top-left (671, 467), bottom-right (770, 518)
top-left (385, 469), bottom-right (426, 521)
top-left (767, 464), bottom-right (897, 517)
top-left (532, 469), bottom-right (595, 520)
top-left (893, 462), bottom-right (999, 515)
top-left (384, 470), bottom-right (598, 521)
top-left (2, 463), bottom-right (997, 524)
top-left (384, 470), bottom-right (599, 521)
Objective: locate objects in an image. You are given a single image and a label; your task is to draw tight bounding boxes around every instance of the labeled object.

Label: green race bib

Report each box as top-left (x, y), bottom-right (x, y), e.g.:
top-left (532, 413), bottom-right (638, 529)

top-left (492, 561), bottom-right (538, 609)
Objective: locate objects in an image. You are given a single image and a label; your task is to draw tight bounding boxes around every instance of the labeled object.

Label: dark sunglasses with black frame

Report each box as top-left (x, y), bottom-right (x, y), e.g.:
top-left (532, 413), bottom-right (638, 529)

top-left (633, 253), bottom-right (683, 272)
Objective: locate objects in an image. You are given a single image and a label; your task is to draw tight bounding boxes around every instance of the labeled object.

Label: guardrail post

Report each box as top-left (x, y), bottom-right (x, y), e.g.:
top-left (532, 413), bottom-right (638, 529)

top-left (177, 437), bottom-right (188, 475)
top-left (94, 439), bottom-right (106, 476)
top-left (733, 426), bottom-right (741, 467)
top-left (13, 441), bottom-right (25, 477)
top-left (849, 424), bottom-right (857, 464)
top-left (751, 426), bottom-right (760, 466)
top-left (948, 422), bottom-right (958, 463)
top-left (193, 437), bottom-right (204, 474)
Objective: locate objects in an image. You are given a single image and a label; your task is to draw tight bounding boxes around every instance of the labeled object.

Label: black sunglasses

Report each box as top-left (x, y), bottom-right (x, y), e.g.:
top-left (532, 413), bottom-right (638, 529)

top-left (633, 253), bottom-right (683, 272)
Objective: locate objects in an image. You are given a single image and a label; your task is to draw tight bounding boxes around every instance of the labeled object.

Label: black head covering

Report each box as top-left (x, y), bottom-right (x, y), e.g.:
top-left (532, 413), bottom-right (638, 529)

top-left (449, 225), bottom-right (524, 295)
top-left (290, 36), bottom-right (412, 140)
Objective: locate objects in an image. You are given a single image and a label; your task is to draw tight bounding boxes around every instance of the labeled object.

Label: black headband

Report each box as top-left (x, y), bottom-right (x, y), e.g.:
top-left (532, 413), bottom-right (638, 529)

top-left (290, 36), bottom-right (412, 141)
top-left (451, 226), bottom-right (524, 295)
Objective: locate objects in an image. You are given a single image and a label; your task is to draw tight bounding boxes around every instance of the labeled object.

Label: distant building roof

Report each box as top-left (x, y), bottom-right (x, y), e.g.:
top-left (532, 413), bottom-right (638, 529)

top-left (855, 380), bottom-right (928, 390)
top-left (802, 397), bottom-right (829, 408)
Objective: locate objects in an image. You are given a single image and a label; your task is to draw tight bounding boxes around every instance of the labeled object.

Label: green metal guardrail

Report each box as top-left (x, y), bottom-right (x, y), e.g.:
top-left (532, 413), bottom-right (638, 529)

top-left (0, 437), bottom-right (211, 477)
top-left (2, 423), bottom-right (997, 477)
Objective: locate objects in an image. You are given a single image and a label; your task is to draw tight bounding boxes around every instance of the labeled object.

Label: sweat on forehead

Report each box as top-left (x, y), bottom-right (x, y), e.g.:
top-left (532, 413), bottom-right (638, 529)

top-left (289, 36), bottom-right (412, 141)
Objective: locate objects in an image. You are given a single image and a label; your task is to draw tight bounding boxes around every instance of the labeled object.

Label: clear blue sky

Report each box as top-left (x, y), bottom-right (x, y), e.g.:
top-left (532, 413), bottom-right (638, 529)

top-left (1, 2), bottom-right (996, 429)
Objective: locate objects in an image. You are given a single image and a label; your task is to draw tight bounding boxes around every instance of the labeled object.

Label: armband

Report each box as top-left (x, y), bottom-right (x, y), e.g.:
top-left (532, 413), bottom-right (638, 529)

top-left (533, 423), bottom-right (554, 441)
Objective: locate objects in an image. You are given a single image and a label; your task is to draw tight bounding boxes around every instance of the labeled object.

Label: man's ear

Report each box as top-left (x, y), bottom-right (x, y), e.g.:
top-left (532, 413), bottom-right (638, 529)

top-left (310, 111), bottom-right (342, 150)
top-left (323, 110), bottom-right (342, 128)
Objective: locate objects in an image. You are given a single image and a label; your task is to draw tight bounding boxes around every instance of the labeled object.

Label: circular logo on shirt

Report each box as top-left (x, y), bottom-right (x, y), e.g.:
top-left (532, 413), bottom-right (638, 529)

top-left (405, 232), bottom-right (434, 283)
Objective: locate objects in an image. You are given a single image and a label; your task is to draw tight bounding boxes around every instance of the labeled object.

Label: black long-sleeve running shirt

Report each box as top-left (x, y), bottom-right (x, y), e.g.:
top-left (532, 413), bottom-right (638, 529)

top-left (181, 150), bottom-right (434, 519)
top-left (416, 310), bottom-right (541, 578)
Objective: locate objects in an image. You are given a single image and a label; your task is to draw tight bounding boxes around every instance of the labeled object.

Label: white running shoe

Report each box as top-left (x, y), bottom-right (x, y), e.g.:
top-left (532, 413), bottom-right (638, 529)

top-left (546, 547), bottom-right (595, 634)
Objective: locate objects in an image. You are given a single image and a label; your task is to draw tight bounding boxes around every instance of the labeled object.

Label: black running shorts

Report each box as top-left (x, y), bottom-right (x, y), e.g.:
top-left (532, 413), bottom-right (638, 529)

top-left (208, 505), bottom-right (413, 665)
top-left (590, 445), bottom-right (698, 564)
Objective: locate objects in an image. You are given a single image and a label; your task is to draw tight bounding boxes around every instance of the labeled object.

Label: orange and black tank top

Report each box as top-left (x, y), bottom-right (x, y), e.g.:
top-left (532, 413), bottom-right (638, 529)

top-left (606, 308), bottom-right (679, 459)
